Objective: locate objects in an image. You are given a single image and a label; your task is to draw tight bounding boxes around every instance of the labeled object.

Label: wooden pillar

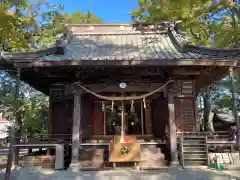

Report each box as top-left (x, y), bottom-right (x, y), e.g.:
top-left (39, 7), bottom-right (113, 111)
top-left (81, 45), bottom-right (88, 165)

top-left (168, 85), bottom-right (179, 166)
top-left (145, 101), bottom-right (152, 134)
top-left (103, 102), bottom-right (106, 135)
top-left (70, 91), bottom-right (82, 168)
top-left (141, 101), bottom-right (144, 134)
top-left (48, 90), bottom-right (53, 137)
top-left (229, 67), bottom-right (240, 147)
top-left (92, 102), bottom-right (104, 135)
top-left (47, 88), bottom-right (53, 155)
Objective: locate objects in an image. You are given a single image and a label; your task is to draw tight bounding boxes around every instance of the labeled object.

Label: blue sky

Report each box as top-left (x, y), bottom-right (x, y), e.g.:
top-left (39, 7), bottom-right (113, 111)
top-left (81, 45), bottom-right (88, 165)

top-left (48, 0), bottom-right (139, 23)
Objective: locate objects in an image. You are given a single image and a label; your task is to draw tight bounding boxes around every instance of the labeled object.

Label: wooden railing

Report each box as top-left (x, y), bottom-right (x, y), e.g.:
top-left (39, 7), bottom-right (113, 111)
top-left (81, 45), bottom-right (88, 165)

top-left (177, 131), bottom-right (230, 140)
top-left (2, 131), bottom-right (234, 147)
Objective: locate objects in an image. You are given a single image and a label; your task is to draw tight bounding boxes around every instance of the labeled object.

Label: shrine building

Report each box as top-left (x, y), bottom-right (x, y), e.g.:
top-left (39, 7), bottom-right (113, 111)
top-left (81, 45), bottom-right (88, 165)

top-left (0, 22), bottom-right (239, 169)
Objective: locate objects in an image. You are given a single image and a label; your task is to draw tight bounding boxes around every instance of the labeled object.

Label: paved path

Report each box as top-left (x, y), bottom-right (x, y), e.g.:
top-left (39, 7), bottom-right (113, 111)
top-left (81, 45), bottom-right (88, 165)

top-left (1, 168), bottom-right (240, 180)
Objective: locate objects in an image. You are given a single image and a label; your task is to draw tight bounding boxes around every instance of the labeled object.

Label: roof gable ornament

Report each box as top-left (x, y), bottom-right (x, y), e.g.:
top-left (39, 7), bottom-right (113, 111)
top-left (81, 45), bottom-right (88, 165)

top-left (132, 21), bottom-right (174, 32)
top-left (120, 25), bottom-right (125, 31)
top-left (89, 26), bottom-right (95, 31)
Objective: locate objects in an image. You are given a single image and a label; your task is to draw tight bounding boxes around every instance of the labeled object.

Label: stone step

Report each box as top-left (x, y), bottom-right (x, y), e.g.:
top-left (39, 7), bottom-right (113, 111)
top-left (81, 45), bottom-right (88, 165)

top-left (182, 140), bottom-right (205, 144)
top-left (184, 157), bottom-right (208, 161)
top-left (183, 160), bottom-right (208, 166)
top-left (183, 143), bottom-right (206, 146)
top-left (182, 138), bottom-right (206, 141)
top-left (183, 147), bottom-right (206, 152)
top-left (78, 142), bottom-right (168, 169)
top-left (223, 164), bottom-right (240, 170)
top-left (183, 153), bottom-right (207, 159)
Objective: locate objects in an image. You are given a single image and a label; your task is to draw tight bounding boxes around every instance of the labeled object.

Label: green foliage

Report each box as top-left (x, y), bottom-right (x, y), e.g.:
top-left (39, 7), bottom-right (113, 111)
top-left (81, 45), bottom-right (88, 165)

top-left (21, 94), bottom-right (49, 136)
top-left (0, 1), bottom-right (103, 137)
top-left (51, 10), bottom-right (102, 31)
top-left (0, 0), bottom-right (102, 51)
top-left (131, 0), bottom-right (240, 48)
top-left (0, 0), bottom-right (63, 51)
top-left (0, 72), bottom-right (49, 137)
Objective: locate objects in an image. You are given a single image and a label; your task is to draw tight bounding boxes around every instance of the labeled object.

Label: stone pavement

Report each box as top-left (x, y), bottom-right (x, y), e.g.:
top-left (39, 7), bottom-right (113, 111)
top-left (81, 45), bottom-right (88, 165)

top-left (1, 167), bottom-right (240, 180)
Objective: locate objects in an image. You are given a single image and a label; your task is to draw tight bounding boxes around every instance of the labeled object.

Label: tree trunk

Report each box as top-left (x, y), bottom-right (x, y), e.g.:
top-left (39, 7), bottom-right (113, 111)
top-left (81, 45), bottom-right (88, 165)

top-left (13, 114), bottom-right (22, 165)
top-left (13, 68), bottom-right (21, 166)
top-left (203, 93), bottom-right (214, 132)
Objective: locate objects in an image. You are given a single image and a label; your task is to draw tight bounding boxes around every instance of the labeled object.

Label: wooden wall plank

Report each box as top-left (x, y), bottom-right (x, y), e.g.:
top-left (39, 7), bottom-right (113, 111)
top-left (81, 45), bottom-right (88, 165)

top-left (152, 98), bottom-right (168, 138)
top-left (174, 80), bottom-right (196, 132)
top-left (145, 101), bottom-right (152, 134)
top-left (92, 101), bottom-right (104, 135)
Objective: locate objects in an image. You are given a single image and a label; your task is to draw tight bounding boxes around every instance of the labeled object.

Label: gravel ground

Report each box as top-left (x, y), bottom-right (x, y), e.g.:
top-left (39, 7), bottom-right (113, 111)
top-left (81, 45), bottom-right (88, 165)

top-left (0, 167), bottom-right (240, 180)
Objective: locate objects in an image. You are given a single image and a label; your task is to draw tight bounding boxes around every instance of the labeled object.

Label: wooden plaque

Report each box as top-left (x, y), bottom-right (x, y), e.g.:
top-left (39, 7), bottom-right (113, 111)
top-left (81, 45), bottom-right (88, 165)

top-left (109, 135), bottom-right (141, 162)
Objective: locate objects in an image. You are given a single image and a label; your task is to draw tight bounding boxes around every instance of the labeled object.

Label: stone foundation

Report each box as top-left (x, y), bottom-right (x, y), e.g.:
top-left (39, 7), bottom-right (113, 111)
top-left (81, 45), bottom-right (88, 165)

top-left (138, 144), bottom-right (167, 168)
top-left (22, 155), bottom-right (55, 168)
top-left (78, 144), bottom-right (167, 169)
top-left (78, 145), bottom-right (109, 169)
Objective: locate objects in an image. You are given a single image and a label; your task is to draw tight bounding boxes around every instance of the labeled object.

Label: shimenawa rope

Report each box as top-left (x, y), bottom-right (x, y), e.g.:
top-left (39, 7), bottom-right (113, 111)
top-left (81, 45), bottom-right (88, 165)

top-left (73, 80), bottom-right (173, 101)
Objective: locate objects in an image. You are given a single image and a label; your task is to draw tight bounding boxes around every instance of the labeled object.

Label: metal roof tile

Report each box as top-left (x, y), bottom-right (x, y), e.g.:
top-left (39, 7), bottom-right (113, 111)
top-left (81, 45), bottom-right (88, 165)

top-left (3, 23), bottom-right (240, 62)
top-left (39, 25), bottom-right (240, 61)
top-left (40, 32), bottom-right (198, 61)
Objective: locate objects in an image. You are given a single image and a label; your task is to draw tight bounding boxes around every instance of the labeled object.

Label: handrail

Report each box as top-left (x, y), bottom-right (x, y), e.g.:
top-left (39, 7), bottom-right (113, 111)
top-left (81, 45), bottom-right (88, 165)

top-left (179, 136), bottom-right (184, 167)
top-left (205, 136), bottom-right (209, 166)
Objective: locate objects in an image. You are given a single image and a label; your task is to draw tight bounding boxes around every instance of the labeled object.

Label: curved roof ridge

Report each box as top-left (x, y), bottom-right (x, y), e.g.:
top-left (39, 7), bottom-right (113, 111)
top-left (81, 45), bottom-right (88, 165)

top-left (168, 24), bottom-right (240, 57)
top-left (1, 27), bottom-right (73, 61)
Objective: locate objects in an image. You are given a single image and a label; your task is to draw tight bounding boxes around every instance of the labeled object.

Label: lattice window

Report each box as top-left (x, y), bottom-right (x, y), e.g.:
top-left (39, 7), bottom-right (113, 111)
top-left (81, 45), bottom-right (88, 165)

top-left (174, 81), bottom-right (194, 97)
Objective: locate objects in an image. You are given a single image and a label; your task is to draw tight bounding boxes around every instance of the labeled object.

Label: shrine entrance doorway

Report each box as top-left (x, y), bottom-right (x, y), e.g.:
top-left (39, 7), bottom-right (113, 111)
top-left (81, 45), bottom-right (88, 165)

top-left (105, 101), bottom-right (145, 135)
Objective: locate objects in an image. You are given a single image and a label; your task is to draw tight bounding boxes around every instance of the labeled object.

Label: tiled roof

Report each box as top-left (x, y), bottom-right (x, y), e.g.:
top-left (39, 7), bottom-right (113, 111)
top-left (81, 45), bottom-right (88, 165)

top-left (2, 23), bottom-right (240, 62)
top-left (40, 24), bottom-right (240, 61)
top-left (41, 28), bottom-right (201, 61)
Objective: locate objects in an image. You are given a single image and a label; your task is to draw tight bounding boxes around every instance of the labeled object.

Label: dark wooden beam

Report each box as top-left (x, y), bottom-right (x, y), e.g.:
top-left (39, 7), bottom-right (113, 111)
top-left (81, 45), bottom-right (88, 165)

top-left (195, 67), bottom-right (229, 92)
top-left (20, 70), bottom-right (50, 95)
top-left (12, 59), bottom-right (237, 68)
top-left (171, 67), bottom-right (200, 75)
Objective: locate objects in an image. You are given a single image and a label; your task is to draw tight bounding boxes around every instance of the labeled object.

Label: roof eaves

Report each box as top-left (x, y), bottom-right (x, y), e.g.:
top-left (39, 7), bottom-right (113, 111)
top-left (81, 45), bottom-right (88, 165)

top-left (169, 24), bottom-right (240, 58)
top-left (168, 26), bottom-right (188, 53)
top-left (185, 44), bottom-right (240, 58)
top-left (1, 28), bottom-right (72, 61)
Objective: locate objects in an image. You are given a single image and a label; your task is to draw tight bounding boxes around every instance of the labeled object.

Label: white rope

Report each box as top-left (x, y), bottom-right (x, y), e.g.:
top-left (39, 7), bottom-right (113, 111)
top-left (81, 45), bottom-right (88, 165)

top-left (111, 100), bottom-right (114, 112)
top-left (131, 100), bottom-right (134, 112)
top-left (143, 98), bottom-right (146, 109)
top-left (73, 80), bottom-right (173, 101)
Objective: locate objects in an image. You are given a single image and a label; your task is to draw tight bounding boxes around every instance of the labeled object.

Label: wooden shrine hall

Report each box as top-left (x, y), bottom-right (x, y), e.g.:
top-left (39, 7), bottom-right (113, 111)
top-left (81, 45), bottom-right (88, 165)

top-left (0, 22), bottom-right (240, 169)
